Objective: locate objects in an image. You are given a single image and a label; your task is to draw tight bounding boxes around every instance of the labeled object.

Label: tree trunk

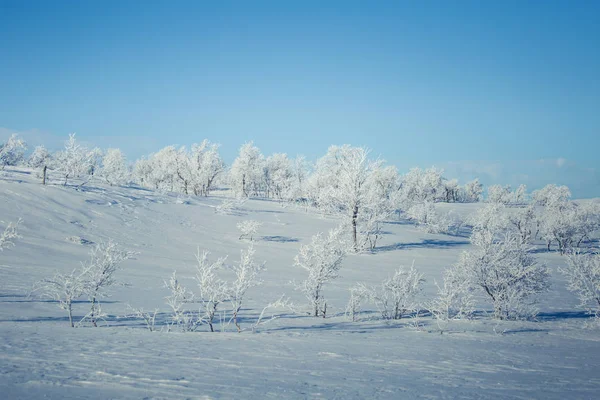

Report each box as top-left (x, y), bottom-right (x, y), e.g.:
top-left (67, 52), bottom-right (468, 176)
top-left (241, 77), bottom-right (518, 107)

top-left (68, 302), bottom-right (74, 328)
top-left (352, 205), bottom-right (359, 251)
top-left (42, 165), bottom-right (47, 185)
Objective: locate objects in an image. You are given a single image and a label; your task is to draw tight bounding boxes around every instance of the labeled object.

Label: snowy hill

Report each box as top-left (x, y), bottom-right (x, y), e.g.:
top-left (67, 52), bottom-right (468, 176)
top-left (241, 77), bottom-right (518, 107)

top-left (1, 167), bottom-right (599, 399)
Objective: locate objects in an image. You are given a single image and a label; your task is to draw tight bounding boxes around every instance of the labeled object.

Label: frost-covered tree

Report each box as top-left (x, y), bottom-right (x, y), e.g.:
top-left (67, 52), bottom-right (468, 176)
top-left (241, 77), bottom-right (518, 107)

top-left (532, 184), bottom-right (571, 207)
top-left (190, 140), bottom-right (225, 196)
top-left (400, 167), bottom-right (445, 204)
top-left (457, 230), bottom-right (550, 320)
top-left (469, 203), bottom-right (510, 236)
top-left (264, 153), bottom-right (294, 200)
top-left (507, 205), bottom-right (536, 245)
top-left (54, 133), bottom-right (90, 185)
top-left (194, 249), bottom-right (228, 332)
top-left (28, 145), bottom-right (51, 169)
top-left (443, 178), bottom-right (460, 203)
top-left (513, 184), bottom-right (527, 204)
top-left (100, 148), bottom-right (129, 186)
top-left (373, 264), bottom-right (425, 320)
top-left (237, 220), bottom-right (262, 241)
top-left (79, 240), bottom-right (133, 327)
top-left (295, 226), bottom-right (347, 317)
top-left (561, 250), bottom-right (600, 317)
top-left (309, 145), bottom-right (390, 251)
top-left (430, 262), bottom-right (476, 322)
top-left (462, 178), bottom-right (483, 203)
top-left (0, 219), bottom-right (21, 251)
top-left (0, 133), bottom-right (27, 169)
top-left (133, 157), bottom-right (153, 187)
top-left (85, 147), bottom-right (104, 178)
top-left (487, 184), bottom-right (512, 204)
top-left (229, 244), bottom-right (265, 332)
top-left (230, 141), bottom-right (265, 197)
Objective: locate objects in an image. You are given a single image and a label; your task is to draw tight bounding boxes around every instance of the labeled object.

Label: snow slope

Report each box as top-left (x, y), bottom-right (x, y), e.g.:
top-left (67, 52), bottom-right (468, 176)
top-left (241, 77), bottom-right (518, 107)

top-left (1, 168), bottom-right (599, 399)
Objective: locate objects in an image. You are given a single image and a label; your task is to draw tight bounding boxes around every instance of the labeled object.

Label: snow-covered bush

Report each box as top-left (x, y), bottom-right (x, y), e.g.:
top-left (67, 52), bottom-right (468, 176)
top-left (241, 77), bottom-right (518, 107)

top-left (295, 226), bottom-right (347, 317)
top-left (372, 264), bottom-right (425, 320)
top-left (34, 269), bottom-right (86, 327)
top-left (457, 230), bottom-right (550, 320)
top-left (406, 202), bottom-right (450, 234)
top-left (429, 263), bottom-right (476, 322)
top-left (345, 283), bottom-right (371, 322)
top-left (194, 249), bottom-right (228, 332)
top-left (237, 220), bottom-right (262, 241)
top-left (215, 197), bottom-right (246, 215)
top-left (34, 239), bottom-right (132, 327)
top-left (229, 244), bottom-right (265, 332)
top-left (164, 271), bottom-right (200, 332)
top-left (100, 148), bottom-right (129, 186)
top-left (561, 250), bottom-right (600, 317)
top-left (0, 219), bottom-right (21, 251)
top-left (0, 133), bottom-right (27, 168)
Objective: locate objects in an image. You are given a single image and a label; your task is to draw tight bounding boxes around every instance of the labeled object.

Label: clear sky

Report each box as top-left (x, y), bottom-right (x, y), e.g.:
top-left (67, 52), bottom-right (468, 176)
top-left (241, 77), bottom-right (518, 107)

top-left (1, 1), bottom-right (599, 197)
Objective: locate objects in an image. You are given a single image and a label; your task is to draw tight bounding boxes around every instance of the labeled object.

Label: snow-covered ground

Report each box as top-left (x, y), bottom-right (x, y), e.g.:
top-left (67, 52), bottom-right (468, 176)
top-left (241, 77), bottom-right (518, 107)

top-left (1, 168), bottom-right (599, 399)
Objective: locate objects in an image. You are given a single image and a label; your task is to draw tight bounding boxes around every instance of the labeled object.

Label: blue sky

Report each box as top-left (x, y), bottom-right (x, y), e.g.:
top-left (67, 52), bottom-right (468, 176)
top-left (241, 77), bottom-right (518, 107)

top-left (1, 1), bottom-right (599, 197)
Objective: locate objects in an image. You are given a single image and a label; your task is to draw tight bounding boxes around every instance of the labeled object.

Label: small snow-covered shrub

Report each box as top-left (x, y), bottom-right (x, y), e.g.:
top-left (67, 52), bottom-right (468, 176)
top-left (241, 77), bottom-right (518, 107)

top-left (373, 264), bottom-right (425, 320)
top-left (0, 219), bottom-right (21, 251)
top-left (295, 226), bottom-right (347, 317)
top-left (215, 197), bottom-right (246, 215)
top-left (229, 244), bottom-right (265, 332)
top-left (34, 239), bottom-right (132, 328)
top-left (34, 269), bottom-right (86, 328)
top-left (561, 250), bottom-right (600, 317)
top-left (194, 249), bottom-right (228, 332)
top-left (406, 202), bottom-right (451, 234)
top-left (237, 220), bottom-right (262, 241)
top-left (345, 283), bottom-right (371, 322)
top-left (164, 271), bottom-right (200, 332)
top-left (79, 240), bottom-right (133, 327)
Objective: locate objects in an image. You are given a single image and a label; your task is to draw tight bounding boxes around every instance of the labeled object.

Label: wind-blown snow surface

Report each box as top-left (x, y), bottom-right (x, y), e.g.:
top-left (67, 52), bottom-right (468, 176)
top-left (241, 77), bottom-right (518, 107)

top-left (1, 168), bottom-right (599, 399)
